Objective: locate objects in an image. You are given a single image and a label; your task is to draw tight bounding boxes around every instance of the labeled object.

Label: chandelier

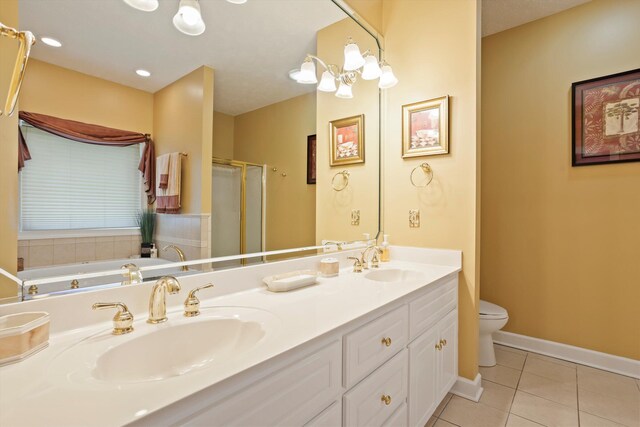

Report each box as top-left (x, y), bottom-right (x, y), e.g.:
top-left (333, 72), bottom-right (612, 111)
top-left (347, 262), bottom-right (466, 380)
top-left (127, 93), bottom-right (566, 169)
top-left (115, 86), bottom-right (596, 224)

top-left (293, 38), bottom-right (398, 99)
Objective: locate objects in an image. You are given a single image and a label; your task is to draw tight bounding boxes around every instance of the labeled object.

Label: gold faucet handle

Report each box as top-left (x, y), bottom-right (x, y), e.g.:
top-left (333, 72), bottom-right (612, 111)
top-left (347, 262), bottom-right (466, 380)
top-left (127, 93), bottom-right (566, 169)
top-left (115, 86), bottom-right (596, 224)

top-left (92, 302), bottom-right (134, 335)
top-left (184, 283), bottom-right (214, 317)
top-left (348, 256), bottom-right (363, 273)
top-left (121, 263), bottom-right (143, 285)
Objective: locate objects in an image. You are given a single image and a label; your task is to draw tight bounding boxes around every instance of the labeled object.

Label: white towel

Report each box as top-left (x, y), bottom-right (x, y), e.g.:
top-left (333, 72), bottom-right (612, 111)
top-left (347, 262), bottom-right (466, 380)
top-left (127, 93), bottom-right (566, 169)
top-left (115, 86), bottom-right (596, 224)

top-left (156, 153), bottom-right (181, 213)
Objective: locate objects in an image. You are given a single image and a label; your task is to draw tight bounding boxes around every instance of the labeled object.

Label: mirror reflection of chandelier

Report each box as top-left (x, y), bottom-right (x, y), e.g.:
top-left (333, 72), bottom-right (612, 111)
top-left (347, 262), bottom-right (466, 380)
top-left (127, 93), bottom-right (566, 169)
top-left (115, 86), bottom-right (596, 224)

top-left (292, 38), bottom-right (398, 99)
top-left (122, 0), bottom-right (248, 36)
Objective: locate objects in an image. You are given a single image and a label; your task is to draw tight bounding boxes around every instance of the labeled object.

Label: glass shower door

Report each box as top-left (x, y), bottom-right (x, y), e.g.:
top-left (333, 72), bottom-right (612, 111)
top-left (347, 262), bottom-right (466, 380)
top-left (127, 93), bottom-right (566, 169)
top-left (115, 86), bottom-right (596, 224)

top-left (211, 160), bottom-right (265, 268)
top-left (211, 163), bottom-right (242, 268)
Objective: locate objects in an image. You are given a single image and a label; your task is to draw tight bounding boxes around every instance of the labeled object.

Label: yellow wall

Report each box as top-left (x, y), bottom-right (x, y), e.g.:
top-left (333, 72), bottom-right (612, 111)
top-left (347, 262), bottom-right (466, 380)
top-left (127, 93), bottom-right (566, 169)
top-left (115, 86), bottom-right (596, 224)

top-left (0, 0), bottom-right (20, 299)
top-left (343, 0), bottom-right (383, 35)
top-left (212, 111), bottom-right (235, 160)
top-left (482, 0), bottom-right (640, 360)
top-left (153, 66), bottom-right (214, 215)
top-left (316, 18), bottom-right (380, 243)
top-left (381, 0), bottom-right (480, 380)
top-left (20, 59), bottom-right (153, 134)
top-left (234, 92), bottom-right (317, 251)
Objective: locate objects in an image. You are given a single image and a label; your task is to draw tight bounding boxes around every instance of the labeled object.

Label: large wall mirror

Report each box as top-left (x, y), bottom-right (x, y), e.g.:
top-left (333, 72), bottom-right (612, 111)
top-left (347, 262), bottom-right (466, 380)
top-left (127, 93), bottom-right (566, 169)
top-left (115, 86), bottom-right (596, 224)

top-left (4, 0), bottom-right (382, 301)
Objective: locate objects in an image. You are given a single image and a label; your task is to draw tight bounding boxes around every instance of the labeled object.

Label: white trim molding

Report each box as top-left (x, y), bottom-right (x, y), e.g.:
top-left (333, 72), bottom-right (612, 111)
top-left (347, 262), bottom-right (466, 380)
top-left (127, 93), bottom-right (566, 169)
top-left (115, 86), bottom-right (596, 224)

top-left (494, 331), bottom-right (640, 379)
top-left (450, 373), bottom-right (483, 402)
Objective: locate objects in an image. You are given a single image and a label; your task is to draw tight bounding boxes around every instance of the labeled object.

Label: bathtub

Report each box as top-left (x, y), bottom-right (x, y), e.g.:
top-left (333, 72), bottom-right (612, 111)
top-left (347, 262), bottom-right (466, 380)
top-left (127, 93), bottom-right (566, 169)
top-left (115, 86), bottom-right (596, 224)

top-left (18, 258), bottom-right (195, 300)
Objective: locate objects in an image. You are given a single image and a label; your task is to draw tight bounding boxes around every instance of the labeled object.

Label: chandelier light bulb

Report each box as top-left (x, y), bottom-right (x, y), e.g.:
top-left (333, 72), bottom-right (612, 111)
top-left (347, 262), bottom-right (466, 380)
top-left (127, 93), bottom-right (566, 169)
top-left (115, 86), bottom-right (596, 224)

top-left (317, 71), bottom-right (337, 92)
top-left (378, 64), bottom-right (398, 89)
top-left (296, 60), bottom-right (318, 84)
top-left (343, 40), bottom-right (365, 71)
top-left (122, 0), bottom-right (159, 12)
top-left (361, 55), bottom-right (382, 80)
top-left (335, 81), bottom-right (353, 99)
top-left (173, 0), bottom-right (206, 36)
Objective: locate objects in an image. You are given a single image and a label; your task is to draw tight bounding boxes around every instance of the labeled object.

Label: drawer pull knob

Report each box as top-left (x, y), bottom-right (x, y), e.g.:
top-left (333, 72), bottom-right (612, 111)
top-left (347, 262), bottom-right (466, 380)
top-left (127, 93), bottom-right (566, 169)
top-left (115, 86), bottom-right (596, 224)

top-left (381, 394), bottom-right (392, 405)
top-left (435, 343), bottom-right (442, 350)
top-left (442, 339), bottom-right (447, 346)
top-left (381, 337), bottom-right (392, 347)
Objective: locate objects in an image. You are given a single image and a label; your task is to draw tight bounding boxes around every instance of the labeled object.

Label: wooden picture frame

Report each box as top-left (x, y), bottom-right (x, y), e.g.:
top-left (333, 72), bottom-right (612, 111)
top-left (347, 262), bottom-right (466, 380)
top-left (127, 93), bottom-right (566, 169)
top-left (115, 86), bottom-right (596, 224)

top-left (572, 68), bottom-right (640, 166)
top-left (307, 134), bottom-right (316, 184)
top-left (329, 114), bottom-right (364, 166)
top-left (402, 96), bottom-right (449, 158)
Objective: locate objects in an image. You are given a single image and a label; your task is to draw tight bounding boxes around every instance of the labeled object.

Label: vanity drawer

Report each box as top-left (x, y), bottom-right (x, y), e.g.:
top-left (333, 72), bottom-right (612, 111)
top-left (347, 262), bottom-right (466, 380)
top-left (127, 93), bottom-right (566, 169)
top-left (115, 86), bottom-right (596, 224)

top-left (344, 349), bottom-right (408, 427)
top-left (344, 305), bottom-right (409, 388)
top-left (409, 277), bottom-right (456, 339)
top-left (182, 340), bottom-right (341, 427)
top-left (382, 402), bottom-right (408, 427)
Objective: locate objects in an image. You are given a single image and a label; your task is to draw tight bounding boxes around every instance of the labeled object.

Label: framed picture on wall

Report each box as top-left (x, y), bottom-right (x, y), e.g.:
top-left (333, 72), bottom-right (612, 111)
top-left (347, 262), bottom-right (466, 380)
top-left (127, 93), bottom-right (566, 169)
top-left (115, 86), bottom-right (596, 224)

top-left (329, 114), bottom-right (364, 166)
top-left (572, 68), bottom-right (640, 166)
top-left (402, 95), bottom-right (449, 158)
top-left (307, 134), bottom-right (316, 184)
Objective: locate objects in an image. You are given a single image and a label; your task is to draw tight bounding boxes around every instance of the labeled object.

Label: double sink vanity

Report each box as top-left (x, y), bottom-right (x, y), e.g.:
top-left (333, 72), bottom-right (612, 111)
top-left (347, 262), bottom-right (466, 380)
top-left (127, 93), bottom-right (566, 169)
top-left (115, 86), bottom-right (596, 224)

top-left (0, 246), bottom-right (461, 427)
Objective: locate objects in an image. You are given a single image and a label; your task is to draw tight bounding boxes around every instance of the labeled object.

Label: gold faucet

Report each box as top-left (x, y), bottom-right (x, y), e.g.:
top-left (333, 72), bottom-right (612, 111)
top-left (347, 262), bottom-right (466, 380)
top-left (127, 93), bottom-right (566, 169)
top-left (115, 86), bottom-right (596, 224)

top-left (361, 245), bottom-right (382, 269)
top-left (121, 263), bottom-right (143, 285)
top-left (323, 240), bottom-right (344, 251)
top-left (147, 276), bottom-right (181, 324)
top-left (162, 245), bottom-right (189, 271)
top-left (92, 302), bottom-right (134, 335)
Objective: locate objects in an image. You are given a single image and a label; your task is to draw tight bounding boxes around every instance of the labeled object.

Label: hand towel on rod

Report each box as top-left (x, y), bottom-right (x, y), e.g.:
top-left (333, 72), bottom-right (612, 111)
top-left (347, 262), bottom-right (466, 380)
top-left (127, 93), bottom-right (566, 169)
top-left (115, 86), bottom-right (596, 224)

top-left (156, 152), bottom-right (182, 214)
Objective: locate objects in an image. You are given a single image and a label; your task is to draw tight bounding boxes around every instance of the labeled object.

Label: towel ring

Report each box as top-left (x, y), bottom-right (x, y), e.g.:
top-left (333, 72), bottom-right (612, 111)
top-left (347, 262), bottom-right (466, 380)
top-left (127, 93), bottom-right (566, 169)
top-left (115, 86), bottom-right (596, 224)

top-left (332, 170), bottom-right (350, 191)
top-left (410, 163), bottom-right (433, 188)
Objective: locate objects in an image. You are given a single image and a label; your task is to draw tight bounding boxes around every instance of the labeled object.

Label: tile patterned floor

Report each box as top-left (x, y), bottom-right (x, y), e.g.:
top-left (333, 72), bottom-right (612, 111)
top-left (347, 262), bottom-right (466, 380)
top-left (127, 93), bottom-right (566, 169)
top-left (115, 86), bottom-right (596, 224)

top-left (426, 344), bottom-right (640, 427)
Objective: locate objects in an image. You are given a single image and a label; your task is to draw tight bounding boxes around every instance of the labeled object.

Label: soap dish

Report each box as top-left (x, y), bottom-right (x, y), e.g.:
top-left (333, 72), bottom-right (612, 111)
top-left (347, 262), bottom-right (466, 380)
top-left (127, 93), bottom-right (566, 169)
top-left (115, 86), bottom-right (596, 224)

top-left (263, 270), bottom-right (318, 292)
top-left (0, 312), bottom-right (50, 366)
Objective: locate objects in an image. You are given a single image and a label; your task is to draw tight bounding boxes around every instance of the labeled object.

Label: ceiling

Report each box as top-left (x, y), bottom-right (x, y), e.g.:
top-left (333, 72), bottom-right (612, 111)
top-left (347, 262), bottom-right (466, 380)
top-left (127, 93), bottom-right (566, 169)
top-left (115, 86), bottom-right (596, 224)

top-left (19, 0), bottom-right (347, 116)
top-left (482, 0), bottom-right (592, 37)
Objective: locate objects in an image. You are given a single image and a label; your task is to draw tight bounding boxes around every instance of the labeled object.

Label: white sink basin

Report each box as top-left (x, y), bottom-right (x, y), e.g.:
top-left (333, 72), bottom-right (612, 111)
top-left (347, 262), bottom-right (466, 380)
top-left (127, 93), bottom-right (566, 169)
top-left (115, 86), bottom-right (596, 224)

top-left (365, 268), bottom-right (426, 283)
top-left (93, 317), bottom-right (266, 382)
top-left (49, 307), bottom-right (279, 386)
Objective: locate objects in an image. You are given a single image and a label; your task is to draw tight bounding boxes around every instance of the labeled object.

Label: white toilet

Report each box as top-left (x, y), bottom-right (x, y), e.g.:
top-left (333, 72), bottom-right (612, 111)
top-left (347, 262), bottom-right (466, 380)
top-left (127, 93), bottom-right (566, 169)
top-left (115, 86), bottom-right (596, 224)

top-left (479, 300), bottom-right (509, 367)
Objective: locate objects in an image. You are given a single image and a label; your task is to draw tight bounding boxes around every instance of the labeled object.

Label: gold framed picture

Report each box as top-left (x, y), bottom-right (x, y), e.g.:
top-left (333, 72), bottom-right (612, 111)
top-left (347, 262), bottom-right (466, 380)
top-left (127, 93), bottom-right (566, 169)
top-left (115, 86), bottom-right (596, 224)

top-left (329, 114), bottom-right (364, 166)
top-left (402, 96), bottom-right (449, 158)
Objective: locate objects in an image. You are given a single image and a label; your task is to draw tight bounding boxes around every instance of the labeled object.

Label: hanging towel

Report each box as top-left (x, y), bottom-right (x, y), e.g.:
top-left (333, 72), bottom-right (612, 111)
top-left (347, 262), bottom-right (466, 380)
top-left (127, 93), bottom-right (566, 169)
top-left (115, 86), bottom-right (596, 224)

top-left (156, 152), bottom-right (181, 214)
top-left (157, 154), bottom-right (170, 189)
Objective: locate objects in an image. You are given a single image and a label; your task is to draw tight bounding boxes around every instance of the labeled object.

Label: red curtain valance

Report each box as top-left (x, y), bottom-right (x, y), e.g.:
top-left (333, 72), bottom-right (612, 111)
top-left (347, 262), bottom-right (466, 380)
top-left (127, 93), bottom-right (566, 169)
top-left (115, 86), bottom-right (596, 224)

top-left (18, 111), bottom-right (155, 204)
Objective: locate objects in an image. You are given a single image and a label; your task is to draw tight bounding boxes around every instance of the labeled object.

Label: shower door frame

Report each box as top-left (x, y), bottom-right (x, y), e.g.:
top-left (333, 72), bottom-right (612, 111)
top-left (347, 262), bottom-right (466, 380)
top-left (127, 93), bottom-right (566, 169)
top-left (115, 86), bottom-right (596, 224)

top-left (211, 157), bottom-right (266, 264)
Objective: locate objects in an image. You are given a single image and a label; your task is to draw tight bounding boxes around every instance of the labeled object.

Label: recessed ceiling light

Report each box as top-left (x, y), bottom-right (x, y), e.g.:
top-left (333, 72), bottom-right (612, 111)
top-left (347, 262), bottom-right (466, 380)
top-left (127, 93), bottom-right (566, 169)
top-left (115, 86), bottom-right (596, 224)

top-left (136, 69), bottom-right (151, 77)
top-left (226, 0), bottom-right (248, 4)
top-left (40, 37), bottom-right (62, 47)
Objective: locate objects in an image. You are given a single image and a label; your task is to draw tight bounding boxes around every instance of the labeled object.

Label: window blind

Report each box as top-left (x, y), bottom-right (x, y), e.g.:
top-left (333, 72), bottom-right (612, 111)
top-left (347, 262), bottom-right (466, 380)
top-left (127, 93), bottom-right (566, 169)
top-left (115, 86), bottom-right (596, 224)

top-left (20, 125), bottom-right (142, 231)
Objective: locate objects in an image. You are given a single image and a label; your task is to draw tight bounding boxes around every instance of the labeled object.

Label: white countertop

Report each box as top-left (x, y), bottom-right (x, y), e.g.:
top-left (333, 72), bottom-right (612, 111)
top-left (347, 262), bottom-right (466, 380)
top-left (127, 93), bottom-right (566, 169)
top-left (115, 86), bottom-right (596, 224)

top-left (0, 249), bottom-right (461, 427)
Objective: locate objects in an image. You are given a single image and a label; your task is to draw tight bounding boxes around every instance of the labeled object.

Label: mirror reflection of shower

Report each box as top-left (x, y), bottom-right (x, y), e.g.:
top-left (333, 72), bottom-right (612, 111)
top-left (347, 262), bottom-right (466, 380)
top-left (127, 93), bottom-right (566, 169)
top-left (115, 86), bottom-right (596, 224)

top-left (211, 159), bottom-right (265, 268)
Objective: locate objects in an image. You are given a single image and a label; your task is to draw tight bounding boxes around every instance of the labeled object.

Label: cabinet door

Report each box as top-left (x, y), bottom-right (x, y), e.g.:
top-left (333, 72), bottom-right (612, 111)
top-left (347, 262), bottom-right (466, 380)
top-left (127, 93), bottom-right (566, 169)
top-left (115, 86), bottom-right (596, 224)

top-left (305, 400), bottom-right (342, 427)
top-left (181, 341), bottom-right (342, 426)
top-left (407, 325), bottom-right (439, 427)
top-left (438, 309), bottom-right (458, 399)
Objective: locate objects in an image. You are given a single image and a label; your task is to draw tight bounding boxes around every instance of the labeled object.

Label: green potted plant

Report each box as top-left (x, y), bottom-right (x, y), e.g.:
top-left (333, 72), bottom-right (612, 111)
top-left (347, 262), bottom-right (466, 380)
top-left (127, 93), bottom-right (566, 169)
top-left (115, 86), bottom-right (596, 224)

top-left (137, 208), bottom-right (156, 258)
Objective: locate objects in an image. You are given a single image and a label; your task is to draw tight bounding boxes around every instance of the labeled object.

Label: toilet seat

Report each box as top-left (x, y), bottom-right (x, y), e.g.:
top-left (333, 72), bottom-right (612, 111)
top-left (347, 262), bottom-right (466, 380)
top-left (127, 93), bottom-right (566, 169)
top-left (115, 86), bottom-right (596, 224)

top-left (479, 300), bottom-right (508, 320)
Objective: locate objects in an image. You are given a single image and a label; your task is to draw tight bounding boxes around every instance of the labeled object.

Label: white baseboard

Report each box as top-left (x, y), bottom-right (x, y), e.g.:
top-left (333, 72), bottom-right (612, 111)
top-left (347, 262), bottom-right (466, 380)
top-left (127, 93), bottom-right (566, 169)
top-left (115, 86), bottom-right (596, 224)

top-left (494, 331), bottom-right (640, 379)
top-left (450, 373), bottom-right (483, 402)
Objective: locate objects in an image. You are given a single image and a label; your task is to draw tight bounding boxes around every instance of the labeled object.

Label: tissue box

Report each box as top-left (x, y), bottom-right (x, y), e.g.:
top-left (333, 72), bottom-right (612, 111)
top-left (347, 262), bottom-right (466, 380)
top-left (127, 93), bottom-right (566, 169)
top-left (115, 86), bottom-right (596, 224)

top-left (319, 257), bottom-right (339, 277)
top-left (0, 312), bottom-right (50, 366)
